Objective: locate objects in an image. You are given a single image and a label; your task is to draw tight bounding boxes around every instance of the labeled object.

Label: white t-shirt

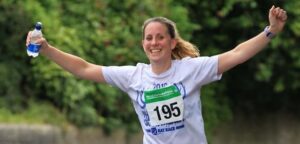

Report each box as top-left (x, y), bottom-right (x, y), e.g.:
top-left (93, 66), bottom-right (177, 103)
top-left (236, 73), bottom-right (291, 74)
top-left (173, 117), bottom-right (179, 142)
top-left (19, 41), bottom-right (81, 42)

top-left (102, 56), bottom-right (222, 144)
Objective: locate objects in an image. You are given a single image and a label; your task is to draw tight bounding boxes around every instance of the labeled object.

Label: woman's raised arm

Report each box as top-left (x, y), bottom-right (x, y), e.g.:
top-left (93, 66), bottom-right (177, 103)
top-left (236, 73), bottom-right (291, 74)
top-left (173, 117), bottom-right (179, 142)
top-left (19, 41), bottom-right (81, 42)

top-left (217, 5), bottom-right (287, 74)
top-left (26, 33), bottom-right (106, 83)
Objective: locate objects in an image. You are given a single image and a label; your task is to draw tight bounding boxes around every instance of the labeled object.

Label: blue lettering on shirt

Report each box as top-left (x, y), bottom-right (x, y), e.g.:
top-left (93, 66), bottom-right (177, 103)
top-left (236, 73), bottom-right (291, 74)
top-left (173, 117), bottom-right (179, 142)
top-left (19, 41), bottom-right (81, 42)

top-left (151, 127), bottom-right (158, 135)
top-left (153, 83), bottom-right (168, 89)
top-left (136, 90), bottom-right (145, 108)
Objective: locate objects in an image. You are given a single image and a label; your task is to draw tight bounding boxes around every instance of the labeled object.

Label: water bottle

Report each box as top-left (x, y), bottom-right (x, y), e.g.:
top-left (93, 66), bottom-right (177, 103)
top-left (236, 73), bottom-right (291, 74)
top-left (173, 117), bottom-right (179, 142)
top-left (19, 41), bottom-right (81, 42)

top-left (27, 22), bottom-right (43, 57)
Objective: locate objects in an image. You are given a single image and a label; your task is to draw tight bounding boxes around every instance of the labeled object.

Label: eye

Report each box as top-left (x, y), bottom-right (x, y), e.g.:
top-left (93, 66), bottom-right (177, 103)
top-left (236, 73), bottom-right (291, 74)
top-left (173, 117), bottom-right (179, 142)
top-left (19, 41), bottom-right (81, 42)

top-left (145, 36), bottom-right (152, 41)
top-left (158, 35), bottom-right (164, 40)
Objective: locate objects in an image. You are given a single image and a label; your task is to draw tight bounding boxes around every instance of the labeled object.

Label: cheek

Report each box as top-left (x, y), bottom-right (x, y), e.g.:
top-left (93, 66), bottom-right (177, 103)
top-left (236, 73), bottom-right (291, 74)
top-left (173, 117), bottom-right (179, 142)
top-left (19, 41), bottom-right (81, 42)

top-left (142, 42), bottom-right (150, 50)
top-left (142, 46), bottom-right (147, 53)
top-left (142, 43), bottom-right (149, 53)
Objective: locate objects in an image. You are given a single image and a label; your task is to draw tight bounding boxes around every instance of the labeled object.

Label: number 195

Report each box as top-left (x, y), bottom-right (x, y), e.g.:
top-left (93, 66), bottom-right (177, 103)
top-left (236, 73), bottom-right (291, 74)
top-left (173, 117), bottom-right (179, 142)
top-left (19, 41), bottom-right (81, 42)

top-left (153, 102), bottom-right (181, 121)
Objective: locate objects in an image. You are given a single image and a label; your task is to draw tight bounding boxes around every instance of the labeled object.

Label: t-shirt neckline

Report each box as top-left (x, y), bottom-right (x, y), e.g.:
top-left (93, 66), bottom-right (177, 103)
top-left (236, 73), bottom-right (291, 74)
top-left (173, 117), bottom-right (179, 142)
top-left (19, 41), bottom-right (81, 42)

top-left (146, 60), bottom-right (176, 79)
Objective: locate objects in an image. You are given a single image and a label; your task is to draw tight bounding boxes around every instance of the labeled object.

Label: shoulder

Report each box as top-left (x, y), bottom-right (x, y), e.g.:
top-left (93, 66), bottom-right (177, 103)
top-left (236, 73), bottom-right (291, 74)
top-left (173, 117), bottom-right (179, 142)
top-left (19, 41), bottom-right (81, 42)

top-left (102, 63), bottom-right (150, 76)
top-left (175, 55), bottom-right (219, 66)
top-left (102, 65), bottom-right (136, 73)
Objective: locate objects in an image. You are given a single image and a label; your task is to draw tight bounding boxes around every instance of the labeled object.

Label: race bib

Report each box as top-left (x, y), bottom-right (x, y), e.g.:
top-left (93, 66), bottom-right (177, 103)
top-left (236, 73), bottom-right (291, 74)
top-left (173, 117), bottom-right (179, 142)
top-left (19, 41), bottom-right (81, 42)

top-left (144, 85), bottom-right (184, 126)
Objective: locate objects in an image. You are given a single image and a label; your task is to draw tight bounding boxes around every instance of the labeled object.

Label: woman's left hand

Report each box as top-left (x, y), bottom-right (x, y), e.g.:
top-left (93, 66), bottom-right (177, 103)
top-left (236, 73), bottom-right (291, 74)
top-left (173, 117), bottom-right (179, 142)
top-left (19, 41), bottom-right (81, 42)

top-left (268, 5), bottom-right (288, 34)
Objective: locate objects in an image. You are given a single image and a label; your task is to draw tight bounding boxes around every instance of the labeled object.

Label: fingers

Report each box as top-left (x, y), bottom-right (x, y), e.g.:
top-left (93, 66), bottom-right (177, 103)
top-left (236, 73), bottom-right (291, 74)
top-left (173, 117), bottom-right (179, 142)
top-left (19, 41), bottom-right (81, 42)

top-left (269, 5), bottom-right (288, 22)
top-left (269, 5), bottom-right (275, 14)
top-left (276, 8), bottom-right (287, 22)
top-left (35, 37), bottom-right (46, 44)
top-left (270, 6), bottom-right (280, 16)
top-left (280, 10), bottom-right (288, 21)
top-left (36, 37), bottom-right (49, 51)
top-left (26, 31), bottom-right (46, 46)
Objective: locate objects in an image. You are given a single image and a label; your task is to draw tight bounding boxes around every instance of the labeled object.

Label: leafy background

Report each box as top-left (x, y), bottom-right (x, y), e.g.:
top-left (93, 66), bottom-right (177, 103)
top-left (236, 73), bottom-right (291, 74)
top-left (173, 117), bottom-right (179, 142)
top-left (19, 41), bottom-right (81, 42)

top-left (0, 0), bottom-right (299, 140)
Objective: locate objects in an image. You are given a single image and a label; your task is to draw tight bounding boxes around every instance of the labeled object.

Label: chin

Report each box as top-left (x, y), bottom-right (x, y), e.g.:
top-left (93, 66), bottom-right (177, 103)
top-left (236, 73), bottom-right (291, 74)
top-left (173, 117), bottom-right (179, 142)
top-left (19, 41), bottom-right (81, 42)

top-left (148, 57), bottom-right (160, 62)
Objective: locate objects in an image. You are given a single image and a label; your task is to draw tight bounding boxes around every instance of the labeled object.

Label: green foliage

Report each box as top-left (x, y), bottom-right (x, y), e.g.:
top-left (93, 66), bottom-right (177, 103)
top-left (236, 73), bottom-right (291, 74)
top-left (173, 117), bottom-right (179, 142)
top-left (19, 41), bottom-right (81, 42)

top-left (202, 83), bottom-right (232, 142)
top-left (0, 99), bottom-right (68, 126)
top-left (0, 0), bottom-right (32, 112)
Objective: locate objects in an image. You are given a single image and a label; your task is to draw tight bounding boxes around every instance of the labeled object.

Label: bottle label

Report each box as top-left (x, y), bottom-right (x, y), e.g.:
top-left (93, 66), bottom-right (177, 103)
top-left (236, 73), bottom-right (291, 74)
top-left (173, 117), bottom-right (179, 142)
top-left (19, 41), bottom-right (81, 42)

top-left (27, 43), bottom-right (41, 53)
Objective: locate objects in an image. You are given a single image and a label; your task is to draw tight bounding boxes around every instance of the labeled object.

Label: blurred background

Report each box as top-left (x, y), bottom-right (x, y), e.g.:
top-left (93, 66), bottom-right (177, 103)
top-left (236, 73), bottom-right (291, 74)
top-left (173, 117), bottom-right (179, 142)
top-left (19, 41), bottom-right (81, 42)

top-left (0, 0), bottom-right (299, 144)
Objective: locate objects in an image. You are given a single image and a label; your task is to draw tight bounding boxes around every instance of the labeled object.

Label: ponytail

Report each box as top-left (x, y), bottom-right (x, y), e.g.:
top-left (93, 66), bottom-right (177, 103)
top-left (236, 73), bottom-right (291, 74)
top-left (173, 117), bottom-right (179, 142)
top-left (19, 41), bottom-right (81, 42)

top-left (172, 36), bottom-right (200, 59)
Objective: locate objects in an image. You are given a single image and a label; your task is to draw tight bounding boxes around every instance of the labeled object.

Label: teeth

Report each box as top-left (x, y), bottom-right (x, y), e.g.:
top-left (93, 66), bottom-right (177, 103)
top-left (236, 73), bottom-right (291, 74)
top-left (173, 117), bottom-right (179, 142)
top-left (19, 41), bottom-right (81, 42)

top-left (151, 49), bottom-right (161, 53)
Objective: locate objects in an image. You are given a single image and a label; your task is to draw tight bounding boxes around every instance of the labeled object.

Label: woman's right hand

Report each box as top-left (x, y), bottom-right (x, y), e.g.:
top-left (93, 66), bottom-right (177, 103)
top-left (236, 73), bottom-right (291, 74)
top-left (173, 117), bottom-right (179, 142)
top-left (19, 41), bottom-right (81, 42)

top-left (26, 31), bottom-right (49, 53)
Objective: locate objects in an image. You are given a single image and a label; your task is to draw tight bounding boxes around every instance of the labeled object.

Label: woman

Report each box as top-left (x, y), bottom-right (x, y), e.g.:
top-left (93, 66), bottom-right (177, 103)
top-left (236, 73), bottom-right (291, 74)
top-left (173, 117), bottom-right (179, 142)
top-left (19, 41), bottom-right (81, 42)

top-left (26, 5), bottom-right (287, 144)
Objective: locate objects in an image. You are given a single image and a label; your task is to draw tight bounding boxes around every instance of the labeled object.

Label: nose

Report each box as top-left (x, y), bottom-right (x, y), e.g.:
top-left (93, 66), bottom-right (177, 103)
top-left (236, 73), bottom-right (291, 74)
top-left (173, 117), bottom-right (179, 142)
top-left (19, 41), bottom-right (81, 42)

top-left (151, 38), bottom-right (158, 46)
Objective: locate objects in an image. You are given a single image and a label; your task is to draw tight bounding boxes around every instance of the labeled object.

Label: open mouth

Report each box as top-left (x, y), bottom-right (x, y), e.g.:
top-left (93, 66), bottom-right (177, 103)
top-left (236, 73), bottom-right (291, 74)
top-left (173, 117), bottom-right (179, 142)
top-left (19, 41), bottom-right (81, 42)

top-left (150, 49), bottom-right (161, 53)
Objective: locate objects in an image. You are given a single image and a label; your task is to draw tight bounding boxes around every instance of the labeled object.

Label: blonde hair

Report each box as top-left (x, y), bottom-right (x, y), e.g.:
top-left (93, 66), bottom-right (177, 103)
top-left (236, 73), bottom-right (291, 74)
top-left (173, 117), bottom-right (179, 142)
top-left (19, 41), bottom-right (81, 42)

top-left (142, 17), bottom-right (200, 59)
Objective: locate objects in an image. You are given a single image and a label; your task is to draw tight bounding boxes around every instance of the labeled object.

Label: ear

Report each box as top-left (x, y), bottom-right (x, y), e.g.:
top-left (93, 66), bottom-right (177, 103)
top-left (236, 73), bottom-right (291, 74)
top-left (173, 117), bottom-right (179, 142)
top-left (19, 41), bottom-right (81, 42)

top-left (171, 39), bottom-right (177, 50)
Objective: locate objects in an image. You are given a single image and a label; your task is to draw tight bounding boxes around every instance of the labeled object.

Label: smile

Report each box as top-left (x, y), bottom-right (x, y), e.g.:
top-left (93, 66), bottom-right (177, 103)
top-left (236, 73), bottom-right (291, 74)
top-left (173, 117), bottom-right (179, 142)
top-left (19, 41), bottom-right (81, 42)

top-left (150, 49), bottom-right (162, 53)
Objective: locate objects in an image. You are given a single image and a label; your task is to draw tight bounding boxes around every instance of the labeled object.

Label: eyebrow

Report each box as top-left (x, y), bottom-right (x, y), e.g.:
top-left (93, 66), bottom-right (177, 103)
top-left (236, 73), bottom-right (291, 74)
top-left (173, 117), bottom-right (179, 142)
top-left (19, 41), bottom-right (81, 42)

top-left (145, 32), bottom-right (167, 36)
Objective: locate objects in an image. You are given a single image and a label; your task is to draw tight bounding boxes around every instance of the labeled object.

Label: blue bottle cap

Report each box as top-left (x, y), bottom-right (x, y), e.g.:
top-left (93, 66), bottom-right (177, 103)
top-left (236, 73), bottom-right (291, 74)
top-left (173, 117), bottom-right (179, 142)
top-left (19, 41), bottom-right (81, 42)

top-left (35, 22), bottom-right (42, 30)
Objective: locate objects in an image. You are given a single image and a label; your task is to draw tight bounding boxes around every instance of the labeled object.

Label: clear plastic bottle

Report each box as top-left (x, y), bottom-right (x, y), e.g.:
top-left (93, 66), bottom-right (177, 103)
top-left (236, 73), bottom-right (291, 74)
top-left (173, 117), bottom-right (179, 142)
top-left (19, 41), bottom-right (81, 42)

top-left (27, 22), bottom-right (43, 57)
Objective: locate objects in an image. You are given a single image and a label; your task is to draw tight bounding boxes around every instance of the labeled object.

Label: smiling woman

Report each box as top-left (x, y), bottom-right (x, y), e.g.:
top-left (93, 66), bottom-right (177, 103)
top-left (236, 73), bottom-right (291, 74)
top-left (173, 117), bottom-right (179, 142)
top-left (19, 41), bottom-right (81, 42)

top-left (141, 17), bottom-right (200, 74)
top-left (142, 21), bottom-right (177, 74)
top-left (142, 17), bottom-right (200, 60)
top-left (25, 5), bottom-right (287, 144)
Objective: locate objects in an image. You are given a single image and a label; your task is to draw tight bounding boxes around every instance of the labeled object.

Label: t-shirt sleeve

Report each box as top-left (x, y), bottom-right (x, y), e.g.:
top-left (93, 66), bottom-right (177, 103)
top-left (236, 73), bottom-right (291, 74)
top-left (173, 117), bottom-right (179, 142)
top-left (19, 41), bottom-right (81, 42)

top-left (184, 55), bottom-right (222, 86)
top-left (102, 66), bottom-right (135, 92)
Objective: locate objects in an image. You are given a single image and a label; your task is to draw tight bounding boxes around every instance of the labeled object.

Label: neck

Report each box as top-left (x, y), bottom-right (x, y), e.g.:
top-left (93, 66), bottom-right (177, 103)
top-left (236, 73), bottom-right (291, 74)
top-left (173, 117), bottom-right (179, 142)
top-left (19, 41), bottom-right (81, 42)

top-left (150, 60), bottom-right (172, 75)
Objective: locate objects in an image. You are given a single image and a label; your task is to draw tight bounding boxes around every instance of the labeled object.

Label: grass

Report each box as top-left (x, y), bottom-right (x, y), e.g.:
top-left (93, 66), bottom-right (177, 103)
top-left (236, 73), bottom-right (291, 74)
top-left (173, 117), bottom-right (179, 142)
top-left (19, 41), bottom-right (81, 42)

top-left (0, 100), bottom-right (69, 127)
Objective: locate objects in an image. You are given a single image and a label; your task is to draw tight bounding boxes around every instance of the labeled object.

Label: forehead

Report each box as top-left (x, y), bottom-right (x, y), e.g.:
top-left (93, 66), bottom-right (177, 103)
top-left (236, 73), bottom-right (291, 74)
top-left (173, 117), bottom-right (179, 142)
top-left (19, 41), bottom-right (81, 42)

top-left (144, 22), bottom-right (168, 35)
